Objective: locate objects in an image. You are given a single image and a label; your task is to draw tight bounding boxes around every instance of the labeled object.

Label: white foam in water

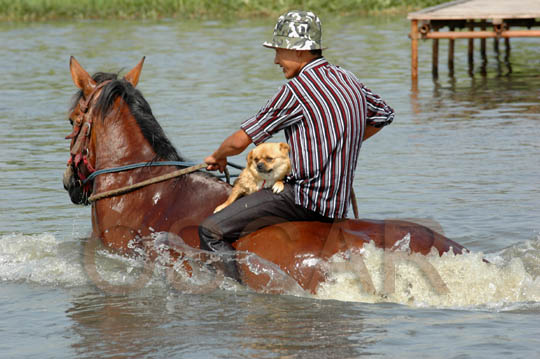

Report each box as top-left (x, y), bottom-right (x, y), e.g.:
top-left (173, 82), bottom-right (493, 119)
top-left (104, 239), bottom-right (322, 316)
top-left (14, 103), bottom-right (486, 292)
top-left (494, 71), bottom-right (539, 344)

top-left (316, 237), bottom-right (540, 308)
top-left (0, 233), bottom-right (88, 286)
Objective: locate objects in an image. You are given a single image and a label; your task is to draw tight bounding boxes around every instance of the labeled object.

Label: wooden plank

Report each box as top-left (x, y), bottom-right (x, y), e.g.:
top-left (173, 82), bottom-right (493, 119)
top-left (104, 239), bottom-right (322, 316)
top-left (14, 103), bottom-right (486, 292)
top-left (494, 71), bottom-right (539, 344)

top-left (424, 29), bottom-right (540, 38)
top-left (408, 0), bottom-right (540, 20)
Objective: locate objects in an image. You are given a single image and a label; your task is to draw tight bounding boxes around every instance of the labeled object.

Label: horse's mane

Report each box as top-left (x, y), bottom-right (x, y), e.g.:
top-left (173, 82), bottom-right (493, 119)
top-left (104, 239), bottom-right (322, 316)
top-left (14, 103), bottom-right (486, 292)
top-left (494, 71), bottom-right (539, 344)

top-left (70, 72), bottom-right (184, 162)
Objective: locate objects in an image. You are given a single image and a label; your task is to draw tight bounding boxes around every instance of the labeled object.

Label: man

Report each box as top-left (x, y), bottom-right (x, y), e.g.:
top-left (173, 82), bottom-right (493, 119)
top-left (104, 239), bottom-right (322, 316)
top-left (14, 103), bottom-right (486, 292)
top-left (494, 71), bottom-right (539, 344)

top-left (199, 10), bottom-right (394, 279)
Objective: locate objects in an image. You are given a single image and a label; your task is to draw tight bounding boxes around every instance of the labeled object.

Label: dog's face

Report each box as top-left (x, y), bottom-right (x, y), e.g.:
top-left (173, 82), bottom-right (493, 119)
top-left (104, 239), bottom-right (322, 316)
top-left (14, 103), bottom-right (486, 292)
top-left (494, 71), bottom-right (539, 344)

top-left (247, 142), bottom-right (291, 180)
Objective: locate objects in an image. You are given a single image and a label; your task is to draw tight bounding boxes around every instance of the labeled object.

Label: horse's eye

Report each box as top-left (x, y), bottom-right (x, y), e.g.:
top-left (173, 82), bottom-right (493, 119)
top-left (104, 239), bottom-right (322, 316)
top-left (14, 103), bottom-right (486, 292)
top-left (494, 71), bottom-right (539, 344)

top-left (69, 119), bottom-right (74, 126)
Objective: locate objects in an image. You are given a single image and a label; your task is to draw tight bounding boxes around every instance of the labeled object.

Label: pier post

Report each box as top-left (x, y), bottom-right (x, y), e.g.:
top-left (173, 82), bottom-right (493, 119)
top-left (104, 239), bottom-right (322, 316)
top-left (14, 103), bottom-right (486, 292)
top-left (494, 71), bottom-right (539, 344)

top-left (468, 21), bottom-right (474, 76)
top-left (448, 26), bottom-right (455, 76)
top-left (505, 36), bottom-right (512, 73)
top-left (494, 36), bottom-right (502, 75)
top-left (432, 27), bottom-right (439, 78)
top-left (411, 20), bottom-right (419, 83)
top-left (480, 21), bottom-right (487, 75)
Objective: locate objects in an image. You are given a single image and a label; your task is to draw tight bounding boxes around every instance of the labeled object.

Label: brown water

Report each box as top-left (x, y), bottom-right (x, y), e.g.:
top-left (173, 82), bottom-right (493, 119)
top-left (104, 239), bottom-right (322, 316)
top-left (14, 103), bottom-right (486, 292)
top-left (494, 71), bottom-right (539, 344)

top-left (1, 16), bottom-right (540, 358)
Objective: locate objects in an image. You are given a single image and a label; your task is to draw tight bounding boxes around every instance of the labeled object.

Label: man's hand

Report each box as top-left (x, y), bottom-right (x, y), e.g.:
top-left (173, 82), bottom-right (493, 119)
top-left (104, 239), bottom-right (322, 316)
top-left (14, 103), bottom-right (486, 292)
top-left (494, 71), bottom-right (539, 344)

top-left (204, 155), bottom-right (227, 172)
top-left (204, 129), bottom-right (252, 173)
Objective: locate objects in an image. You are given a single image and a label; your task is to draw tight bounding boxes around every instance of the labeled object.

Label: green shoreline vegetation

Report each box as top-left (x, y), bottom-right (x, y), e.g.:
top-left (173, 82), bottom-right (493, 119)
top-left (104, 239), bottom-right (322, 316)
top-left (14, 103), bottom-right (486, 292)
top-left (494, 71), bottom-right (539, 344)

top-left (1, 0), bottom-right (449, 21)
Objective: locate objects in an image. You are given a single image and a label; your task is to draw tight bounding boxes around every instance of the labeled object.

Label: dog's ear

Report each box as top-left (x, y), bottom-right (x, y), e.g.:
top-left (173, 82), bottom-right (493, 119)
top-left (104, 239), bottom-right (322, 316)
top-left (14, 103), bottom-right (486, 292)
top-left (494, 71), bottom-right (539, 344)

top-left (246, 150), bottom-right (254, 165)
top-left (280, 142), bottom-right (290, 154)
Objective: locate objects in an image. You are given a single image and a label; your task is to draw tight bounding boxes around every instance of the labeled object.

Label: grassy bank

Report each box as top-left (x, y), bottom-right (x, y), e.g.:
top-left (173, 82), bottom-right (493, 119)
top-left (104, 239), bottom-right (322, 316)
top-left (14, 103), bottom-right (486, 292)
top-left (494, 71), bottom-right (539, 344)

top-left (0, 0), bottom-right (449, 21)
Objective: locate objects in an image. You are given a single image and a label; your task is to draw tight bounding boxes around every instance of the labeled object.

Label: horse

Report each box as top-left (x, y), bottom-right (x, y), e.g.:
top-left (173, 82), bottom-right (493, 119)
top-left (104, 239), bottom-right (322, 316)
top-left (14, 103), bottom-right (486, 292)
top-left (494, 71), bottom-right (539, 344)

top-left (63, 57), bottom-right (467, 294)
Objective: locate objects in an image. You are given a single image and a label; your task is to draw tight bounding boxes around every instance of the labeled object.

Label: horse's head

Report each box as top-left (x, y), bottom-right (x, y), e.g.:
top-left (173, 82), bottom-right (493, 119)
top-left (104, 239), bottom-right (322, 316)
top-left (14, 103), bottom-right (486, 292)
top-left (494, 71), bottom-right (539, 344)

top-left (63, 56), bottom-right (145, 205)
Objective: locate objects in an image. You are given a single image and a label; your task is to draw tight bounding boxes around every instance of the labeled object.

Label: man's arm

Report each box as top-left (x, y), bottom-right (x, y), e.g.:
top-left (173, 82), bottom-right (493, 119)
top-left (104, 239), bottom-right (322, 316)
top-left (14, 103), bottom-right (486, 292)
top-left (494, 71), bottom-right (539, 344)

top-left (362, 124), bottom-right (382, 141)
top-left (361, 85), bottom-right (395, 141)
top-left (204, 129), bottom-right (252, 172)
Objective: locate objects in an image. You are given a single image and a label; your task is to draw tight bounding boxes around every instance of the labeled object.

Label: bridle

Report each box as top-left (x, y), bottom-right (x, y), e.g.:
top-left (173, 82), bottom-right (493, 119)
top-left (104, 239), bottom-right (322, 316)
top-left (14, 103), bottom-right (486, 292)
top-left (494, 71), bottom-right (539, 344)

top-left (65, 80), bottom-right (111, 196)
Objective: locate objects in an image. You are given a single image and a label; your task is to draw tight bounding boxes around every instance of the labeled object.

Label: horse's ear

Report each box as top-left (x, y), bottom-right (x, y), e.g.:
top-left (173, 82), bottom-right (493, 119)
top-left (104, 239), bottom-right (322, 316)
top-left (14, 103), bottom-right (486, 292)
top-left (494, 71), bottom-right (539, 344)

top-left (70, 56), bottom-right (96, 98)
top-left (124, 57), bottom-right (145, 87)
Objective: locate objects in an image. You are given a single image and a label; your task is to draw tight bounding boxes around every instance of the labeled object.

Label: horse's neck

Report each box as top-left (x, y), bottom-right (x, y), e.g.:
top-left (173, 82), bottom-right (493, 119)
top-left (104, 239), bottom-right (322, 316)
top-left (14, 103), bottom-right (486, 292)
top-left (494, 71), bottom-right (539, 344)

top-left (88, 99), bottom-right (232, 250)
top-left (94, 109), bottom-right (156, 168)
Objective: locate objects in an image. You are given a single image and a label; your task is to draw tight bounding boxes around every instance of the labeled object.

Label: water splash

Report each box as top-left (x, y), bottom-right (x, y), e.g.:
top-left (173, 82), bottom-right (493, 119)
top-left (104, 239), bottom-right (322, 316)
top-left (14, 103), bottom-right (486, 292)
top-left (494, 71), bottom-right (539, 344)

top-left (153, 232), bottom-right (306, 295)
top-left (0, 233), bottom-right (87, 286)
top-left (316, 238), bottom-right (540, 309)
top-left (2, 232), bottom-right (539, 309)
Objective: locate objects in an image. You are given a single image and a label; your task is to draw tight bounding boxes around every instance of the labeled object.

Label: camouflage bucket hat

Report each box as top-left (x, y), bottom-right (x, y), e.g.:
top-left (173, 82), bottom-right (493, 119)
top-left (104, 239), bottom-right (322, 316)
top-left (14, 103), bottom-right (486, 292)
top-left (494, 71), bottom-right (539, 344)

top-left (263, 10), bottom-right (323, 50)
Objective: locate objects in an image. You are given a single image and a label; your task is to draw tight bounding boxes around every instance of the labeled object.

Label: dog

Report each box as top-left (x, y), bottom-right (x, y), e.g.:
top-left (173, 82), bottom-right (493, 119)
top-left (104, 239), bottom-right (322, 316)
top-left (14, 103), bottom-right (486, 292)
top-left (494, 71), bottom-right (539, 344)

top-left (214, 142), bottom-right (291, 213)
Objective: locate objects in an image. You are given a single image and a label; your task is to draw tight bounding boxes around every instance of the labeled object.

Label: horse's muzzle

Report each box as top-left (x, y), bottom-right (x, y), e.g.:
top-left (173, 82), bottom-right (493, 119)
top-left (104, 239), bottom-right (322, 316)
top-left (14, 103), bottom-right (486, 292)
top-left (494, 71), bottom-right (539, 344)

top-left (63, 165), bottom-right (90, 205)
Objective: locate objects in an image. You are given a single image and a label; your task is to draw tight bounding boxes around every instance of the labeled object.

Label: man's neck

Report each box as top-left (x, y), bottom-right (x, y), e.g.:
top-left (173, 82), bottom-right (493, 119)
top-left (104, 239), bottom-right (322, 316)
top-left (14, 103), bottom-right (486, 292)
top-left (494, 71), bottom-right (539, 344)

top-left (296, 54), bottom-right (323, 75)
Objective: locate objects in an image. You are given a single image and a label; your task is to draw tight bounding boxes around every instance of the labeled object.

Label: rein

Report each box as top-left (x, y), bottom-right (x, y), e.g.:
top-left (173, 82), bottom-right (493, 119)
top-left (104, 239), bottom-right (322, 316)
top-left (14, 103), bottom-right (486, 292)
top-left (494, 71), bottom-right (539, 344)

top-left (83, 161), bottom-right (204, 184)
top-left (83, 160), bottom-right (244, 184)
top-left (86, 161), bottom-right (243, 203)
top-left (88, 163), bottom-right (207, 203)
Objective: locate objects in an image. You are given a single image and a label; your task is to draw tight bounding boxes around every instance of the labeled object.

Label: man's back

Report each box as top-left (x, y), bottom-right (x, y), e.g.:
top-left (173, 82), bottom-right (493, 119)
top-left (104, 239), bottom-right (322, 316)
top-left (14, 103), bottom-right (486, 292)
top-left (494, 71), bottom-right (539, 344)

top-left (284, 57), bottom-right (366, 218)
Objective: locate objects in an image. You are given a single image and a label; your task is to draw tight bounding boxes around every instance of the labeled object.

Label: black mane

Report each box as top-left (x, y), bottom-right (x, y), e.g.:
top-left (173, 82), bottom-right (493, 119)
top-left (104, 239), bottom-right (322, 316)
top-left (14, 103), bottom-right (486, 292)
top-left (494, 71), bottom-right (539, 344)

top-left (71, 72), bottom-right (183, 162)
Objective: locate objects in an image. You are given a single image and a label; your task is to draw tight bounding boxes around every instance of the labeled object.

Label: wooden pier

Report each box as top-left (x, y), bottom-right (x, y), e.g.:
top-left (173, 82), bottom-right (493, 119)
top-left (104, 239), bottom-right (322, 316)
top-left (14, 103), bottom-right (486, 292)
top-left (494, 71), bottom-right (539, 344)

top-left (408, 0), bottom-right (540, 82)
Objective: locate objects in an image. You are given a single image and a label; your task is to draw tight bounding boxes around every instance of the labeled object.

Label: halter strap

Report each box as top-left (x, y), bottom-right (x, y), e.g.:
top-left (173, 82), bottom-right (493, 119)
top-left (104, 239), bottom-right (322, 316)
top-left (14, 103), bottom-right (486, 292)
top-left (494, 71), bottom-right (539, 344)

top-left (88, 163), bottom-right (207, 202)
top-left (79, 80), bottom-right (112, 114)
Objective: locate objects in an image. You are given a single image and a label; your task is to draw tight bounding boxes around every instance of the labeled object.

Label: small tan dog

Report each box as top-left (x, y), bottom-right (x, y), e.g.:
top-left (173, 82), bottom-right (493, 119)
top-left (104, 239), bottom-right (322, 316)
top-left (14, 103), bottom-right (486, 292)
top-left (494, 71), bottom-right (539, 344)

top-left (214, 142), bottom-right (291, 213)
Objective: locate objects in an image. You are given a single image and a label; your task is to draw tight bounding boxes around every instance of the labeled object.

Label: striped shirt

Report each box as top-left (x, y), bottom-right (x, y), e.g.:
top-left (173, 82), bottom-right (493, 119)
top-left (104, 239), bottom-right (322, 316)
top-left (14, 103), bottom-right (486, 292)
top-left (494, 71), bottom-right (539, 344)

top-left (241, 57), bottom-right (394, 218)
